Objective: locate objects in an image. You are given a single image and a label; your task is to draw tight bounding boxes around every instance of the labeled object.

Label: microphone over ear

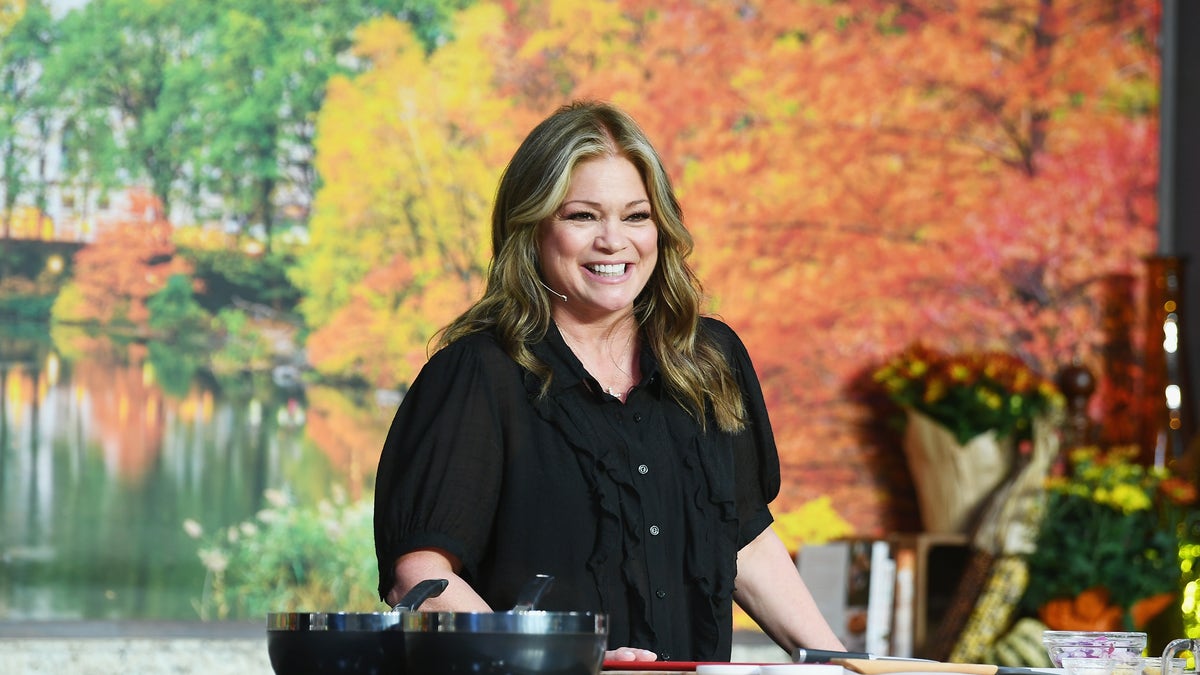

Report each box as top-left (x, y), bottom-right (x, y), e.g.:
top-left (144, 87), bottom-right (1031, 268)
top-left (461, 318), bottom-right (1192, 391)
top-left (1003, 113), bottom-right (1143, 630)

top-left (538, 279), bottom-right (567, 302)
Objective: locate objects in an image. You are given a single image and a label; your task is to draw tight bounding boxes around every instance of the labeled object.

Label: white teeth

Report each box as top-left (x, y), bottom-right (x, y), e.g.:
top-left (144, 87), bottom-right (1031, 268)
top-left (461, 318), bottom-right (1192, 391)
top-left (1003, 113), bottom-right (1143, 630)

top-left (587, 263), bottom-right (626, 276)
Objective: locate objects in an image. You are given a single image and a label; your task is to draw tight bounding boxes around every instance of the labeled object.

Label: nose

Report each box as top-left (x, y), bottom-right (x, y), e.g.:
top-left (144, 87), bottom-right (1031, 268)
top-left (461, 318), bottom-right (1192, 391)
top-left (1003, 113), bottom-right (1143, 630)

top-left (594, 218), bottom-right (627, 252)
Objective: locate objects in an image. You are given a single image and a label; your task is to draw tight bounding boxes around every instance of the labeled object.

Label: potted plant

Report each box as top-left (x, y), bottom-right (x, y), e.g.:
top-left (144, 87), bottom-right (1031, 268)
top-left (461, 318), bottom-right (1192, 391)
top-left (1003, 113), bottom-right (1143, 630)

top-left (873, 343), bottom-right (1064, 533)
top-left (1021, 445), bottom-right (1199, 631)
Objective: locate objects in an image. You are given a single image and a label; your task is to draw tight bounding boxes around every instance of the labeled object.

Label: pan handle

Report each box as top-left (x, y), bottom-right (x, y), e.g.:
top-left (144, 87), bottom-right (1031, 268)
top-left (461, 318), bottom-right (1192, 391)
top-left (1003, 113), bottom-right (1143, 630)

top-left (390, 578), bottom-right (449, 612)
top-left (510, 574), bottom-right (555, 612)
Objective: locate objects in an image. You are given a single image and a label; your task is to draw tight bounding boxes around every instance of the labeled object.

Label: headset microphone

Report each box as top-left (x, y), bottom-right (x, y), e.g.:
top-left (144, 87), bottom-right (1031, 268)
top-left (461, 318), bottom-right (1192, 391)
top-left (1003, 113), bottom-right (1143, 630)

top-left (538, 280), bottom-right (568, 301)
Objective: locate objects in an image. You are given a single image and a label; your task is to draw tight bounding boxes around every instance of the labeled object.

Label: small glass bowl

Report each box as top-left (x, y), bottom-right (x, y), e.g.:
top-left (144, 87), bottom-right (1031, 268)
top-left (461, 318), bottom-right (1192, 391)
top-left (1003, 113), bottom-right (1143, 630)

top-left (1043, 631), bottom-right (1147, 668)
top-left (1062, 657), bottom-right (1188, 675)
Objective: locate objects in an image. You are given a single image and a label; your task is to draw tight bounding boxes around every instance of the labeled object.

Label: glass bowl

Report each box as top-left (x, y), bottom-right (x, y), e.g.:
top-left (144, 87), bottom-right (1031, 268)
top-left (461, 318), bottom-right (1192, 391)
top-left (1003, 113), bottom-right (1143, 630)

top-left (1062, 657), bottom-right (1188, 675)
top-left (1043, 631), bottom-right (1147, 668)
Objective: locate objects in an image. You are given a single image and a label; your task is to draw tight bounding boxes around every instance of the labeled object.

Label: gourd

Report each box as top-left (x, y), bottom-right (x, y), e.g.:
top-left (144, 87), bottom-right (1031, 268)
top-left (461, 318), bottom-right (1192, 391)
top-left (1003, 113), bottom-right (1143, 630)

top-left (983, 617), bottom-right (1054, 668)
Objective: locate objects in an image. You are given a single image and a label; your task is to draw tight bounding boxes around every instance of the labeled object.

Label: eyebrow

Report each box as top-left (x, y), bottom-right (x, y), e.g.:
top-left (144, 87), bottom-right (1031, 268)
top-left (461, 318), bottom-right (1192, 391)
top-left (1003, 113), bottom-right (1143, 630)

top-left (560, 199), bottom-right (650, 209)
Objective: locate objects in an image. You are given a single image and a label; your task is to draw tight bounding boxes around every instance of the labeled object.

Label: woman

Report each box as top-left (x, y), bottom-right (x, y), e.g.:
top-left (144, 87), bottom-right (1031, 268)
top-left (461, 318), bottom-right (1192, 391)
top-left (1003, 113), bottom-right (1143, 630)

top-left (374, 101), bottom-right (844, 663)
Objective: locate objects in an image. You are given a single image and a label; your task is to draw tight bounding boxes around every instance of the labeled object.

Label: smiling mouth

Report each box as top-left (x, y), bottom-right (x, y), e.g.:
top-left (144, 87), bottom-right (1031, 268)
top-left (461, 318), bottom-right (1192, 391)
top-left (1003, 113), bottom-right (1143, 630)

top-left (586, 263), bottom-right (627, 277)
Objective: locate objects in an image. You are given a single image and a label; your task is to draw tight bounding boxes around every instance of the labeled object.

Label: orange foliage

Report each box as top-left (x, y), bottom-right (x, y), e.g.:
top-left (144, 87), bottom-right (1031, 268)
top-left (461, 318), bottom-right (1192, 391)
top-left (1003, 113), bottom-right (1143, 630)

top-left (508, 0), bottom-right (1157, 531)
top-left (306, 252), bottom-right (483, 388)
top-left (68, 190), bottom-right (193, 329)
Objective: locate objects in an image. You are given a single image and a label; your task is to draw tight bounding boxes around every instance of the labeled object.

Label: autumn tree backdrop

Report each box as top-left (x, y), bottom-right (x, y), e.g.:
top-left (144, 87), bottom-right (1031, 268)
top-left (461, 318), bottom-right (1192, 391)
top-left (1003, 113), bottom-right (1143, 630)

top-left (0, 0), bottom-right (1165, 622)
top-left (295, 0), bottom-right (1160, 532)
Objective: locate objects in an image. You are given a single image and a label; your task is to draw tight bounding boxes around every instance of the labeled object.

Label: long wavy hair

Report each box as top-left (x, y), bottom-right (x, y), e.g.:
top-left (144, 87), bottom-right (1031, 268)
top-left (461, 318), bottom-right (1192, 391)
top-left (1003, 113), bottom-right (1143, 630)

top-left (437, 101), bottom-right (745, 432)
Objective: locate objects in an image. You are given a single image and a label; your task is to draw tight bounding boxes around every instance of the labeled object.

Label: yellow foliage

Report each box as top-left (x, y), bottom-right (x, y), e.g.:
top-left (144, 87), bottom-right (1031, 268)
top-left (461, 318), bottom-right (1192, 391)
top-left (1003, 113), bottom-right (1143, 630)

top-left (771, 495), bottom-right (855, 555)
top-left (0, 0), bottom-right (24, 34)
top-left (49, 281), bottom-right (90, 325)
top-left (299, 6), bottom-right (531, 388)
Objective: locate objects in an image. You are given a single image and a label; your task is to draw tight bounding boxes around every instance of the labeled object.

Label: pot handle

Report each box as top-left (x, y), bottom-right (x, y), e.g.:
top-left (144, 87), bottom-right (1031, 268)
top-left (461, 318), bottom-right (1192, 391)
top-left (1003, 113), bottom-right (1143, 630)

top-left (390, 578), bottom-right (449, 612)
top-left (510, 574), bottom-right (555, 613)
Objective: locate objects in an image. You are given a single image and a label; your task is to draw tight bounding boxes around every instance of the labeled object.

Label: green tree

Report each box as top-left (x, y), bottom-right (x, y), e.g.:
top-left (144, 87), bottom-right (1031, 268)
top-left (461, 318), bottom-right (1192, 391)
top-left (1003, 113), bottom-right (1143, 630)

top-left (45, 0), bottom-right (211, 216)
top-left (0, 0), bottom-right (53, 238)
top-left (42, 0), bottom-right (468, 238)
top-left (147, 273), bottom-right (212, 341)
top-left (195, 0), bottom-right (470, 251)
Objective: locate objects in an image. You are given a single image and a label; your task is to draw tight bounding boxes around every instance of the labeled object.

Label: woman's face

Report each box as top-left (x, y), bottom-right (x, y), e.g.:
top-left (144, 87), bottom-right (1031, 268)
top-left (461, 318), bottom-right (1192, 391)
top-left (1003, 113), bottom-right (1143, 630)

top-left (538, 154), bottom-right (659, 320)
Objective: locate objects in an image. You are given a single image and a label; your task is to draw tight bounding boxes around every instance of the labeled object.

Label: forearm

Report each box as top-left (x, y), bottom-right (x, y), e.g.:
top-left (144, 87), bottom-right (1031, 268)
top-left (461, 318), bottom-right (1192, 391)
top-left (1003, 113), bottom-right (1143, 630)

top-left (389, 549), bottom-right (658, 663)
top-left (733, 528), bottom-right (846, 654)
top-left (386, 548), bottom-right (491, 612)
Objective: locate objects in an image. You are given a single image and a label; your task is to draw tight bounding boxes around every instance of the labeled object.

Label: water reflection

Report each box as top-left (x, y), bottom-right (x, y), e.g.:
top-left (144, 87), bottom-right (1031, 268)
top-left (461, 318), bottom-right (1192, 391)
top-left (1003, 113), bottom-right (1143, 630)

top-left (0, 323), bottom-right (393, 620)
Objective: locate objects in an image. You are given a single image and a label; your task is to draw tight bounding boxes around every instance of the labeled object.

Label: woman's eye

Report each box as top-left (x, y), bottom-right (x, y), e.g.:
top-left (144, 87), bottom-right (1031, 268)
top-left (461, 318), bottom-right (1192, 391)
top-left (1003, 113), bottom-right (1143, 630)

top-left (625, 211), bottom-right (651, 222)
top-left (564, 211), bottom-right (596, 221)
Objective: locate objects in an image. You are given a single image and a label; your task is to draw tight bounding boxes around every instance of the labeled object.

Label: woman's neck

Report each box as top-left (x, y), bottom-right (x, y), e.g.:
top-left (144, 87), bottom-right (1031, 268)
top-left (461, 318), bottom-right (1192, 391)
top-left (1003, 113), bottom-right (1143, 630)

top-left (554, 313), bottom-right (640, 400)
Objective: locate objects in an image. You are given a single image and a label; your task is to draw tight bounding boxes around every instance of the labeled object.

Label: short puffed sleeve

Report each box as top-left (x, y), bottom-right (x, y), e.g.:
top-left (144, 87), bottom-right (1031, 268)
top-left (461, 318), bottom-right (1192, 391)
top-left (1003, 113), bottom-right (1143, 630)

top-left (373, 334), bottom-right (521, 599)
top-left (701, 318), bottom-right (782, 546)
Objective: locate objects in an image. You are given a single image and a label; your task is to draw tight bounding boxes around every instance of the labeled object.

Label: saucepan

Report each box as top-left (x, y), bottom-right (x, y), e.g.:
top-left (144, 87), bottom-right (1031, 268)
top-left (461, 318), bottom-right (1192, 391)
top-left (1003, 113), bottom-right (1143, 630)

top-left (266, 578), bottom-right (448, 675)
top-left (399, 573), bottom-right (609, 675)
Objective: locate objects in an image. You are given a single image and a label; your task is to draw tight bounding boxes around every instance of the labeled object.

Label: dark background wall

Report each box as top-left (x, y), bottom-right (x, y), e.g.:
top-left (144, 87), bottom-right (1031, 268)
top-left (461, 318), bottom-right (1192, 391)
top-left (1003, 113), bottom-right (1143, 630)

top-left (1167, 0), bottom-right (1200, 447)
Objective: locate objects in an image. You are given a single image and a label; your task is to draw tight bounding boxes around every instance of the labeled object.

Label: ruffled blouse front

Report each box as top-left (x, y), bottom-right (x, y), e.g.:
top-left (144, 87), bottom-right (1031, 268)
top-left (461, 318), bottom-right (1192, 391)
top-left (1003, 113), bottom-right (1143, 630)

top-left (373, 318), bottom-right (781, 662)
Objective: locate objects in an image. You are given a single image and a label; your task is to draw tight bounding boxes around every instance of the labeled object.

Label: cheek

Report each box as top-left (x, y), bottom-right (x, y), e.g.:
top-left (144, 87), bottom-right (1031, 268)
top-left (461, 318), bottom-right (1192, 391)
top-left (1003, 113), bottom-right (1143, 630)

top-left (638, 230), bottom-right (660, 261)
top-left (538, 228), bottom-right (582, 270)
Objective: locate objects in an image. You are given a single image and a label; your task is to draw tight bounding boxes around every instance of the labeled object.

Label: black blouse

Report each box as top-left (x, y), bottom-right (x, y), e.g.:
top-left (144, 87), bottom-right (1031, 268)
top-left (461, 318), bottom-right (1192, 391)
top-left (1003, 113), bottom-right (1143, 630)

top-left (373, 317), bottom-right (781, 662)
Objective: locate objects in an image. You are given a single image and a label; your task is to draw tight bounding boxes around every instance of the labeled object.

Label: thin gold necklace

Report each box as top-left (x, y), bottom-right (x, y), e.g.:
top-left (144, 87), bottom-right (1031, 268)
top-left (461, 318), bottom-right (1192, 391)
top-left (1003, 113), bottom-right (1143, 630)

top-left (556, 323), bottom-right (636, 400)
top-left (603, 384), bottom-right (630, 401)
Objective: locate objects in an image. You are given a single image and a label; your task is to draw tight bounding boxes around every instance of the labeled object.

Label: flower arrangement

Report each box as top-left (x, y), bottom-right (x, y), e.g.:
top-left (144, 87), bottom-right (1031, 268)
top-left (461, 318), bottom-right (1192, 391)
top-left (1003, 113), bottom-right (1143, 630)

top-left (1021, 445), bottom-right (1199, 631)
top-left (873, 342), bottom-right (1063, 444)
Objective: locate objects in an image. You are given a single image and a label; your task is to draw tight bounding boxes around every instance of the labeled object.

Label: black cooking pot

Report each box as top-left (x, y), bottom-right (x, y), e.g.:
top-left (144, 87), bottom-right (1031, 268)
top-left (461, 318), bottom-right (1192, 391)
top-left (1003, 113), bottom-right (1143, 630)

top-left (401, 607), bottom-right (608, 675)
top-left (399, 574), bottom-right (608, 675)
top-left (266, 578), bottom-right (447, 675)
top-left (267, 611), bottom-right (406, 675)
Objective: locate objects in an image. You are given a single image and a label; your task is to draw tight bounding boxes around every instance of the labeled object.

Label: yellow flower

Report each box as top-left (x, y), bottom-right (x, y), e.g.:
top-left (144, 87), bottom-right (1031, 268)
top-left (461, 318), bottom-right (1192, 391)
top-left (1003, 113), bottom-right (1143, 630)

top-left (873, 342), bottom-right (1061, 445)
top-left (1069, 446), bottom-right (1098, 464)
top-left (924, 379), bottom-right (946, 403)
top-left (977, 389), bottom-right (1003, 410)
top-left (1095, 484), bottom-right (1152, 514)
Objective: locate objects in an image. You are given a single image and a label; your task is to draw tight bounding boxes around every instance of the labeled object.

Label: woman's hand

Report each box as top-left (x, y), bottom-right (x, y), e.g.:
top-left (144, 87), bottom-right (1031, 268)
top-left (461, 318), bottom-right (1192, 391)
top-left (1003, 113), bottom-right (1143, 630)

top-left (604, 647), bottom-right (659, 662)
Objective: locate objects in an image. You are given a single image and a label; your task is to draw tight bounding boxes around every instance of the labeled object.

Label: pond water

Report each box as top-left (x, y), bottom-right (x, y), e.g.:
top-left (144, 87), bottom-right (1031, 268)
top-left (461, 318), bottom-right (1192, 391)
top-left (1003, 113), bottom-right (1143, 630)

top-left (0, 322), bottom-right (395, 621)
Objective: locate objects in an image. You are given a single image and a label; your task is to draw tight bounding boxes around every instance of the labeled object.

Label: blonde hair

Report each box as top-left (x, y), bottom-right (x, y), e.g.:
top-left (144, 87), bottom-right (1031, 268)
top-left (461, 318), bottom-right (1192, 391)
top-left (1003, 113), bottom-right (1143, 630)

top-left (438, 101), bottom-right (745, 431)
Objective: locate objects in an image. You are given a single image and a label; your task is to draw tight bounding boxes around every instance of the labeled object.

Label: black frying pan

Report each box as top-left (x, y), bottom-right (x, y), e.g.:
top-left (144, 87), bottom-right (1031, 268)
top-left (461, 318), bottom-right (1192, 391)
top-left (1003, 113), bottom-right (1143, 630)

top-left (266, 578), bottom-right (448, 675)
